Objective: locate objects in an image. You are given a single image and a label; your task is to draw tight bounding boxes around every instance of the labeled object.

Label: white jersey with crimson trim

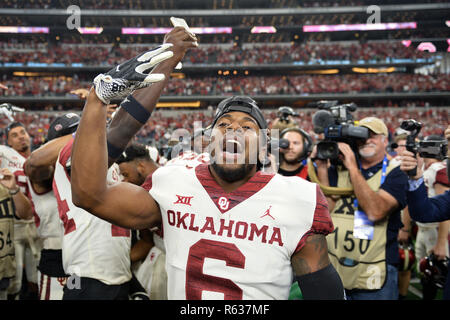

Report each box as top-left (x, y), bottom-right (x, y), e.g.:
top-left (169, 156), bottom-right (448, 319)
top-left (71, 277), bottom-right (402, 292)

top-left (27, 179), bottom-right (62, 247)
top-left (53, 138), bottom-right (131, 285)
top-left (0, 145), bottom-right (35, 225)
top-left (148, 163), bottom-right (333, 300)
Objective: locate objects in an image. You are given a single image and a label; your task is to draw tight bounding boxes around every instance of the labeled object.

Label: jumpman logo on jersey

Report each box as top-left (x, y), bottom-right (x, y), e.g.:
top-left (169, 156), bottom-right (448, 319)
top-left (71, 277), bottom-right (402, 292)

top-left (260, 206), bottom-right (275, 220)
top-left (174, 195), bottom-right (193, 206)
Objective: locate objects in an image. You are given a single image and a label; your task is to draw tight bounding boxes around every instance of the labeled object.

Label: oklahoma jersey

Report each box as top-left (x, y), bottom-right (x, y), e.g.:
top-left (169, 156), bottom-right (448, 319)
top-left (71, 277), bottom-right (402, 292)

top-left (53, 139), bottom-right (131, 285)
top-left (27, 180), bottom-right (62, 249)
top-left (147, 163), bottom-right (333, 300)
top-left (165, 151), bottom-right (210, 168)
top-left (0, 145), bottom-right (32, 211)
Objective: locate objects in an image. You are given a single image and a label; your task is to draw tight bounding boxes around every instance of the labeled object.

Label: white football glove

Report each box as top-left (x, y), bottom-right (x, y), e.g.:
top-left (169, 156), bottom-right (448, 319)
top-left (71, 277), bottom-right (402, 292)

top-left (0, 103), bottom-right (25, 122)
top-left (93, 43), bottom-right (174, 104)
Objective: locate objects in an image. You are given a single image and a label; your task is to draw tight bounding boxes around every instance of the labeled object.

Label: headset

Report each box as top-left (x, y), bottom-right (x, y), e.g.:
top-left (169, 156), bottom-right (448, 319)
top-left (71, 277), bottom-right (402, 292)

top-left (279, 127), bottom-right (313, 162)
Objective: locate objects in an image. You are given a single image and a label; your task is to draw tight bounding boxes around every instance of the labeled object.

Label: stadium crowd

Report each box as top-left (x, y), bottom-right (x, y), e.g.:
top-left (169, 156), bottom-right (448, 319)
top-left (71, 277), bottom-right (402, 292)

top-left (1, 107), bottom-right (447, 153)
top-left (1, 40), bottom-right (433, 66)
top-left (2, 73), bottom-right (448, 97)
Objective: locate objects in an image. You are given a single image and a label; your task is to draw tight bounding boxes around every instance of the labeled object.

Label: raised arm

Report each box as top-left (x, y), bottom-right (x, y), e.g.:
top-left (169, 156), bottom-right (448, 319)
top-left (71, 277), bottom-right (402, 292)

top-left (71, 28), bottom-right (197, 230)
top-left (106, 27), bottom-right (198, 166)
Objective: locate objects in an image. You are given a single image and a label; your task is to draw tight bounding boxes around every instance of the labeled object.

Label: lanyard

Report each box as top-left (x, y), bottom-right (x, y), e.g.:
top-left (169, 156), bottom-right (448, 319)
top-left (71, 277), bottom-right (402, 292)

top-left (353, 155), bottom-right (388, 209)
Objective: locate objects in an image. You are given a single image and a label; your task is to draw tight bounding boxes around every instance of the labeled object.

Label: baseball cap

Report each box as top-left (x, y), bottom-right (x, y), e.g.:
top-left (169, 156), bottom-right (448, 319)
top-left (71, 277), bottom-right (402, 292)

top-left (212, 96), bottom-right (267, 130)
top-left (46, 113), bottom-right (80, 142)
top-left (357, 117), bottom-right (388, 137)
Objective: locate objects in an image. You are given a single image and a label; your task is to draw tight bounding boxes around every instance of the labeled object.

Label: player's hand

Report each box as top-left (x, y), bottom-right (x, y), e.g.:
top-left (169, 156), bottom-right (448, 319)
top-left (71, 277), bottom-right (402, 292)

top-left (431, 242), bottom-right (448, 260)
top-left (70, 88), bottom-right (90, 99)
top-left (399, 150), bottom-right (423, 179)
top-left (106, 104), bottom-right (119, 122)
top-left (93, 43), bottom-right (174, 104)
top-left (0, 102), bottom-right (25, 122)
top-left (0, 168), bottom-right (18, 191)
top-left (0, 83), bottom-right (7, 90)
top-left (337, 142), bottom-right (358, 171)
top-left (163, 26), bottom-right (198, 65)
top-left (397, 229), bottom-right (410, 245)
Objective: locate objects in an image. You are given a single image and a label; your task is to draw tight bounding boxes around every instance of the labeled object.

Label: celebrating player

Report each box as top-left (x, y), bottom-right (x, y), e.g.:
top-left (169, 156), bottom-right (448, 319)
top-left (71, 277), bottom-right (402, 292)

top-left (68, 25), bottom-right (344, 298)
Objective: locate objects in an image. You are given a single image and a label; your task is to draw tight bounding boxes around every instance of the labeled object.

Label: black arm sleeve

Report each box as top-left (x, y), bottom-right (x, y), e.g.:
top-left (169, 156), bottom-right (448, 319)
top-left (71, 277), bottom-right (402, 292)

top-left (295, 264), bottom-right (345, 300)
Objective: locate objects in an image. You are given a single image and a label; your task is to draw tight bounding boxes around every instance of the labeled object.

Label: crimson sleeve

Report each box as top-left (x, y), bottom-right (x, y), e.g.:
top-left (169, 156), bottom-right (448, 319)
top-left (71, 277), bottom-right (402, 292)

top-left (295, 184), bottom-right (334, 253)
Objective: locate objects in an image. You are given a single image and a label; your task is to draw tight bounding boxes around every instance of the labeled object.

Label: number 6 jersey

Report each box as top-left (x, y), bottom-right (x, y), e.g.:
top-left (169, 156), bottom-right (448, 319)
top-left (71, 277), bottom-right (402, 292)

top-left (147, 163), bottom-right (333, 300)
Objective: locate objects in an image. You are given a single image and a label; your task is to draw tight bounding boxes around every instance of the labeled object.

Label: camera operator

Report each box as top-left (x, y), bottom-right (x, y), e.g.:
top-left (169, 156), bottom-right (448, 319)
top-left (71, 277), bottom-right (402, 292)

top-left (270, 106), bottom-right (298, 132)
top-left (399, 124), bottom-right (450, 300)
top-left (277, 128), bottom-right (312, 179)
top-left (313, 117), bottom-right (409, 300)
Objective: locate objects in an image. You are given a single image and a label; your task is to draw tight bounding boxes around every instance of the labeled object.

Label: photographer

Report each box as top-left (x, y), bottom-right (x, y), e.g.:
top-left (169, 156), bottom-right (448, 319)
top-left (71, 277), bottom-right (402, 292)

top-left (278, 127), bottom-right (312, 179)
top-left (270, 106), bottom-right (298, 132)
top-left (399, 124), bottom-right (450, 300)
top-left (313, 117), bottom-right (409, 300)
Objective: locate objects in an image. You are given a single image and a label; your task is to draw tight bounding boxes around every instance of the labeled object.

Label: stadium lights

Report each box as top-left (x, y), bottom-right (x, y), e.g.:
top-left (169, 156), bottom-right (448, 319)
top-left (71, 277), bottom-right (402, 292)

top-left (122, 27), bottom-right (232, 34)
top-left (156, 101), bottom-right (201, 108)
top-left (170, 73), bottom-right (185, 79)
top-left (303, 22), bottom-right (417, 33)
top-left (417, 42), bottom-right (437, 53)
top-left (77, 27), bottom-right (103, 34)
top-left (352, 67), bottom-right (396, 73)
top-left (0, 26), bottom-right (49, 34)
top-left (251, 26), bottom-right (277, 34)
top-left (401, 40), bottom-right (412, 47)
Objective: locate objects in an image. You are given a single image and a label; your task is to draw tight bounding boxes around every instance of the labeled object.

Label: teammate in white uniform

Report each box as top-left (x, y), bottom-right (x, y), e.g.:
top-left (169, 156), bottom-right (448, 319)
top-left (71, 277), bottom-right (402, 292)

top-left (53, 137), bottom-right (132, 300)
top-left (117, 143), bottom-right (165, 299)
top-left (0, 122), bottom-right (41, 299)
top-left (23, 113), bottom-right (80, 299)
top-left (70, 83), bottom-right (345, 299)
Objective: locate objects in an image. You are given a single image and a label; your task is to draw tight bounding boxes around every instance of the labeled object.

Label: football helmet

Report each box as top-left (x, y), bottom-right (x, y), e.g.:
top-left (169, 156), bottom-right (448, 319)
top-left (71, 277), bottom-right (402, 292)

top-left (398, 243), bottom-right (416, 271)
top-left (419, 253), bottom-right (449, 289)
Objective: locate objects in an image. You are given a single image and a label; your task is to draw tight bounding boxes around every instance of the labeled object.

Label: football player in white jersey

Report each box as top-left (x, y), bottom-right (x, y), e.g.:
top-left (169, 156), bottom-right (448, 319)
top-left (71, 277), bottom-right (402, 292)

top-left (117, 143), bottom-right (167, 299)
top-left (23, 113), bottom-right (80, 299)
top-left (0, 122), bottom-right (41, 299)
top-left (67, 26), bottom-right (345, 298)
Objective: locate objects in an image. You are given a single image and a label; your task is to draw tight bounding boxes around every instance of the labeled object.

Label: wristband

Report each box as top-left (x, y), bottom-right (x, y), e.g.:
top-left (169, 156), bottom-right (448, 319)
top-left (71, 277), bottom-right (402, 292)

top-left (9, 187), bottom-right (20, 195)
top-left (408, 176), bottom-right (424, 191)
top-left (107, 141), bottom-right (124, 159)
top-left (120, 95), bottom-right (151, 125)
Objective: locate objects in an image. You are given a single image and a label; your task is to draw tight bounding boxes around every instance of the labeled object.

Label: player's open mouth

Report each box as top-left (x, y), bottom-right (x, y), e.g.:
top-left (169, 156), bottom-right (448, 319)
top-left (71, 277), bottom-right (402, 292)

top-left (222, 138), bottom-right (244, 160)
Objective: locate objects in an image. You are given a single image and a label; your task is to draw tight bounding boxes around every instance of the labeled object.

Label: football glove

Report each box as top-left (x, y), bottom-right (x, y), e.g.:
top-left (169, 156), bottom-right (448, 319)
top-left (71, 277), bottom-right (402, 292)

top-left (93, 43), bottom-right (174, 104)
top-left (0, 103), bottom-right (25, 122)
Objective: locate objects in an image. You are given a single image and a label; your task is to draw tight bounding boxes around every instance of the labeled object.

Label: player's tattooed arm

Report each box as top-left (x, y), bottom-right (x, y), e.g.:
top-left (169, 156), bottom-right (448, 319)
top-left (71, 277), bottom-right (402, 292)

top-left (291, 233), bottom-right (330, 276)
top-left (291, 234), bottom-right (345, 300)
top-left (106, 27), bottom-right (198, 166)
